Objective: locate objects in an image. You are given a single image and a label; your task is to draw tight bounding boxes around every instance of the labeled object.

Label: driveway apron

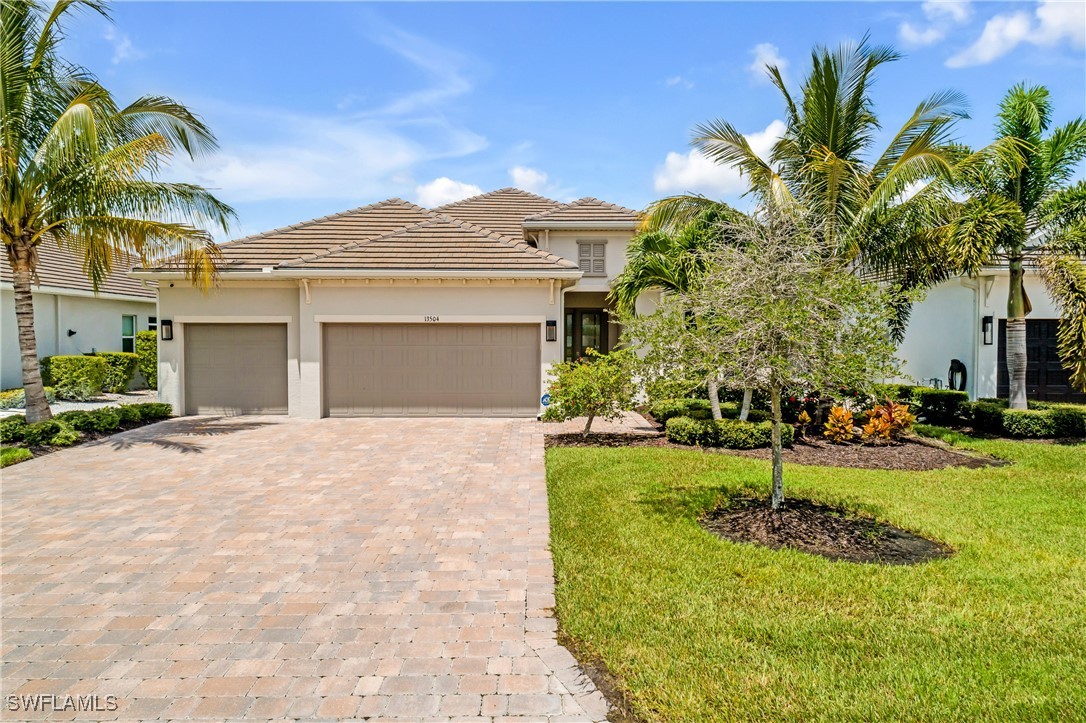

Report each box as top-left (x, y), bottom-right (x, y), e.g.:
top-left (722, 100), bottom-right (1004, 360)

top-left (1, 417), bottom-right (607, 721)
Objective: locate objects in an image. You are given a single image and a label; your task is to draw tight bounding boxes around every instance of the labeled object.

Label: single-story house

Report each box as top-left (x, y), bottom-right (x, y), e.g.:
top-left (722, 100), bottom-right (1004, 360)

top-left (897, 270), bottom-right (1084, 403)
top-left (1, 245), bottom-right (157, 390)
top-left (133, 188), bottom-right (658, 418)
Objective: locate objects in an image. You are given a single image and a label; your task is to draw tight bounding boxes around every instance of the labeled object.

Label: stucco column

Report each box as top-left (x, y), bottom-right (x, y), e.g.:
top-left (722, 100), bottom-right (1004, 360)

top-left (295, 283), bottom-right (322, 418)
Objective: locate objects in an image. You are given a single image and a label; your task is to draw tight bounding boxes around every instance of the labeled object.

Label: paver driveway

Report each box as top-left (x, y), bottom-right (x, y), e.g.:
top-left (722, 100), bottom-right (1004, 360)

top-left (1, 417), bottom-right (608, 721)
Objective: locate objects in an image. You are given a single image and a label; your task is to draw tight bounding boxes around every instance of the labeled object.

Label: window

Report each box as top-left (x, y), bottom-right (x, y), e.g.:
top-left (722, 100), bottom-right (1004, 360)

top-left (148, 316), bottom-right (158, 332)
top-left (121, 315), bottom-right (136, 353)
top-left (577, 242), bottom-right (606, 276)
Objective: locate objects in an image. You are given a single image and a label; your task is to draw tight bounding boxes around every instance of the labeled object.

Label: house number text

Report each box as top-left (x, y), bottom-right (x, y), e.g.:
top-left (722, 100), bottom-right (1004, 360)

top-left (423, 315), bottom-right (440, 322)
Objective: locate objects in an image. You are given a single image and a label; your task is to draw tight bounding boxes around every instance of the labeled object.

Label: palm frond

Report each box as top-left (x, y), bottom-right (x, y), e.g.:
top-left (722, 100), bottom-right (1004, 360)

top-left (1037, 254), bottom-right (1086, 391)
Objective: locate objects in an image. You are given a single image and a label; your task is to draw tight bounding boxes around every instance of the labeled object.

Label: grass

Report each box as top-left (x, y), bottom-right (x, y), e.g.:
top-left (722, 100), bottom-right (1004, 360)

top-left (1, 446), bottom-right (32, 467)
top-left (546, 431), bottom-right (1086, 722)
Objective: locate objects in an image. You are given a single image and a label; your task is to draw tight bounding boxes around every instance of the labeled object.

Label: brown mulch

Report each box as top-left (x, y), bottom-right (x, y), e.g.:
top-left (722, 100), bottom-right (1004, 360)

top-left (545, 432), bottom-right (1004, 471)
top-left (555, 631), bottom-right (645, 723)
top-left (701, 497), bottom-right (954, 565)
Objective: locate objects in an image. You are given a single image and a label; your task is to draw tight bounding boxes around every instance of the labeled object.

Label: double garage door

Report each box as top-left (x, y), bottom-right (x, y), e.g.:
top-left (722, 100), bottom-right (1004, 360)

top-left (183, 322), bottom-right (540, 417)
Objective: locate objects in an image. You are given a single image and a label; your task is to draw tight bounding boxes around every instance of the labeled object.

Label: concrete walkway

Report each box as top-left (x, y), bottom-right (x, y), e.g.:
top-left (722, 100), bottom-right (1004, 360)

top-left (1, 417), bottom-right (607, 721)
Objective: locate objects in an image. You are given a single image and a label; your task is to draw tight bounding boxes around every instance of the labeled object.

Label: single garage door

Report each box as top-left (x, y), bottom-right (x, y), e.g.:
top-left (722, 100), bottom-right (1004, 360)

top-left (323, 323), bottom-right (540, 417)
top-left (184, 323), bottom-right (288, 415)
top-left (998, 319), bottom-right (1086, 403)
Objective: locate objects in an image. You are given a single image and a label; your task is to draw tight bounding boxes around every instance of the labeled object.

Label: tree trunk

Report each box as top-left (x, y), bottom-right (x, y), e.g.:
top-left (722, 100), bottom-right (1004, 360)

top-left (582, 411), bottom-right (595, 436)
top-left (707, 379), bottom-right (722, 420)
top-left (739, 388), bottom-right (753, 421)
top-left (10, 247), bottom-right (52, 423)
top-left (1007, 256), bottom-right (1028, 410)
top-left (769, 381), bottom-right (783, 510)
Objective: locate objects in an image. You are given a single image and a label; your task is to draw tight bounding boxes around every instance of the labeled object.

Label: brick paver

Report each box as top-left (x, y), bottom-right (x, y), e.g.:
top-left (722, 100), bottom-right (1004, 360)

top-left (1, 417), bottom-right (607, 721)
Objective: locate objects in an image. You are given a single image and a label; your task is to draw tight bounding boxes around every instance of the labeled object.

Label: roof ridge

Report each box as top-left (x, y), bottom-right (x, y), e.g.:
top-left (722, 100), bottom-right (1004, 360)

top-left (219, 198), bottom-right (429, 248)
top-left (524, 196), bottom-right (641, 221)
top-left (437, 214), bottom-right (578, 268)
top-left (277, 204), bottom-right (441, 266)
top-left (433, 186), bottom-right (560, 210)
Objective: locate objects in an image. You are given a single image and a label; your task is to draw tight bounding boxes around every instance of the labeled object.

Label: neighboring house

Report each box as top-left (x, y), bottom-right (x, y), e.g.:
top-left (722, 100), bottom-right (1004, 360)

top-left (1, 244), bottom-right (157, 390)
top-left (897, 269), bottom-right (1085, 403)
top-left (133, 189), bottom-right (656, 418)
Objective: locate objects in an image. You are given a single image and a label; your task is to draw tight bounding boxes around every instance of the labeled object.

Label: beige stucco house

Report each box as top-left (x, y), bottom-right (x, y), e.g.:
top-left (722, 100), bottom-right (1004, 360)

top-left (133, 189), bottom-right (658, 418)
top-left (1, 245), bottom-right (157, 389)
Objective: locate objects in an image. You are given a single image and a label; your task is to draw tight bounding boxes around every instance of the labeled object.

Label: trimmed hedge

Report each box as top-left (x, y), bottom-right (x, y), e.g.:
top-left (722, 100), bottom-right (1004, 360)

top-left (970, 400), bottom-right (1007, 434)
top-left (665, 415), bottom-right (794, 449)
top-left (130, 402), bottom-right (172, 421)
top-left (1, 446), bottom-right (32, 467)
top-left (115, 405), bottom-right (142, 424)
top-left (55, 409), bottom-right (120, 433)
top-left (967, 398), bottom-right (1086, 438)
top-left (22, 419), bottom-right (80, 447)
top-left (1002, 409), bottom-right (1057, 438)
top-left (40, 355), bottom-right (108, 401)
top-left (135, 331), bottom-right (158, 390)
top-left (96, 352), bottom-right (140, 393)
top-left (0, 416), bottom-right (29, 443)
top-left (1050, 406), bottom-right (1086, 438)
top-left (0, 386), bottom-right (56, 409)
top-left (915, 388), bottom-right (970, 425)
top-left (650, 398), bottom-right (772, 424)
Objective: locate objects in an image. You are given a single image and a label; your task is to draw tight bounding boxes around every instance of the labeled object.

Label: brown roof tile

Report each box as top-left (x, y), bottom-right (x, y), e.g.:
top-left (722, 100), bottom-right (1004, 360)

top-left (284, 214), bottom-right (578, 272)
top-left (524, 197), bottom-right (641, 224)
top-left (1, 244), bottom-right (155, 298)
top-left (435, 188), bottom-right (561, 239)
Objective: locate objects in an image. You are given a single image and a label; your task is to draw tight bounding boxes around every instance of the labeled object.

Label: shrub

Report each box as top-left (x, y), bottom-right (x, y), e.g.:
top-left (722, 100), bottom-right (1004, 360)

top-left (971, 400), bottom-right (1007, 433)
top-left (543, 349), bottom-right (637, 434)
top-left (1, 446), bottom-right (32, 467)
top-left (665, 416), bottom-right (720, 446)
top-left (823, 406), bottom-right (855, 443)
top-left (864, 400), bottom-right (917, 439)
top-left (665, 415), bottom-right (792, 449)
top-left (22, 419), bottom-right (80, 447)
top-left (861, 415), bottom-right (892, 442)
top-left (0, 386), bottom-right (56, 409)
top-left (135, 331), bottom-right (158, 389)
top-left (0, 416), bottom-right (29, 443)
top-left (1002, 409), bottom-right (1057, 438)
top-left (649, 398), bottom-right (712, 423)
top-left (40, 355), bottom-right (108, 401)
top-left (1049, 405), bottom-right (1086, 438)
top-left (131, 402), bottom-right (173, 421)
top-left (95, 352), bottom-right (140, 393)
top-left (915, 389), bottom-right (970, 426)
top-left (115, 404), bottom-right (142, 424)
top-left (55, 408), bottom-right (120, 433)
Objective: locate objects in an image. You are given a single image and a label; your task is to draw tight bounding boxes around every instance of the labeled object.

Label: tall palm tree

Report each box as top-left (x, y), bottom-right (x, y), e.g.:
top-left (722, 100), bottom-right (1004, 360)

top-left (944, 84), bottom-right (1086, 408)
top-left (2, 0), bottom-right (234, 422)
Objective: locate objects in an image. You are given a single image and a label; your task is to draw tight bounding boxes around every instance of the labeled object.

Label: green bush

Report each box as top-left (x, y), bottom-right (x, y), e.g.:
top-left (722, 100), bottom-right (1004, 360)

top-left (115, 404), bottom-right (142, 424)
top-left (1, 446), bottom-right (32, 467)
top-left (95, 352), bottom-right (140, 393)
top-left (649, 398), bottom-right (712, 423)
top-left (1002, 409), bottom-right (1057, 438)
top-left (1049, 405), bottom-right (1086, 438)
top-left (0, 416), bottom-right (29, 443)
top-left (665, 415), bottom-right (793, 449)
top-left (915, 389), bottom-right (970, 426)
top-left (971, 400), bottom-right (1007, 433)
top-left (131, 402), bottom-right (172, 421)
top-left (135, 331), bottom-right (158, 390)
top-left (40, 355), bottom-right (108, 401)
top-left (22, 419), bottom-right (80, 447)
top-left (0, 386), bottom-right (56, 409)
top-left (665, 416), bottom-right (720, 446)
top-left (55, 408), bottom-right (120, 433)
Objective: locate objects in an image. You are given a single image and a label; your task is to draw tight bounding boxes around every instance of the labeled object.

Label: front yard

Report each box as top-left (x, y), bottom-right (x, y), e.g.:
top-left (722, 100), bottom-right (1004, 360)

top-left (545, 432), bottom-right (1086, 722)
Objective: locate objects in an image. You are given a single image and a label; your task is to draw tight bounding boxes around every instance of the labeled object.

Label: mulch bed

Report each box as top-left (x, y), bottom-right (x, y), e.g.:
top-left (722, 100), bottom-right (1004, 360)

top-left (555, 631), bottom-right (645, 723)
top-left (545, 432), bottom-right (1004, 471)
top-left (701, 497), bottom-right (954, 565)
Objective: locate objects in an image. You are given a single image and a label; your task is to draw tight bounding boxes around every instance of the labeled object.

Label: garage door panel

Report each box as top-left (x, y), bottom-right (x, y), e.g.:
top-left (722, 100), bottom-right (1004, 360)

top-left (323, 323), bottom-right (540, 417)
top-left (184, 324), bottom-right (288, 416)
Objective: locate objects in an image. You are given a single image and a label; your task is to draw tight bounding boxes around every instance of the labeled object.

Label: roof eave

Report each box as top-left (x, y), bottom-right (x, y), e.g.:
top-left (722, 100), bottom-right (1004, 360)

top-left (521, 220), bottom-right (640, 230)
top-left (130, 268), bottom-right (583, 281)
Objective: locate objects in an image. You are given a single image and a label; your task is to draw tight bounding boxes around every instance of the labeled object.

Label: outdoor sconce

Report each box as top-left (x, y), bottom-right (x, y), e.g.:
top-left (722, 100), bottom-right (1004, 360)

top-left (982, 315), bottom-right (993, 345)
top-left (546, 320), bottom-right (557, 342)
top-left (66, 329), bottom-right (77, 337)
top-left (160, 319), bottom-right (174, 341)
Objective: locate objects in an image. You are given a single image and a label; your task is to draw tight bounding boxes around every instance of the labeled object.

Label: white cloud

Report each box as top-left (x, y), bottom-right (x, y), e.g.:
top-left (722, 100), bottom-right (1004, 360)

top-left (366, 26), bottom-right (473, 117)
top-left (747, 43), bottom-right (787, 84)
top-left (947, 0), bottom-right (1085, 67)
top-left (653, 119), bottom-right (786, 196)
top-left (899, 1), bottom-right (973, 46)
top-left (103, 25), bottom-right (144, 64)
top-left (665, 75), bottom-right (694, 89)
top-left (415, 177), bottom-right (483, 207)
top-left (509, 166), bottom-right (549, 193)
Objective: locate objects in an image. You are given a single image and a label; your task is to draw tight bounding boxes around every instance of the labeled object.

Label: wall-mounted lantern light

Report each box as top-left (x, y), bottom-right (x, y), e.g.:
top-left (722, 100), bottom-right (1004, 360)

top-left (545, 320), bottom-right (557, 342)
top-left (160, 319), bottom-right (173, 341)
top-left (66, 329), bottom-right (77, 337)
top-left (982, 315), bottom-right (994, 345)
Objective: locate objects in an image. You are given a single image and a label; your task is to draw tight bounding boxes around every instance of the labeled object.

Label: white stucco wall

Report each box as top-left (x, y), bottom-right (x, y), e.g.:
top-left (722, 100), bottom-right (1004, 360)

top-left (544, 230), bottom-right (633, 292)
top-left (1, 289), bottom-right (155, 389)
top-left (896, 270), bottom-right (1061, 399)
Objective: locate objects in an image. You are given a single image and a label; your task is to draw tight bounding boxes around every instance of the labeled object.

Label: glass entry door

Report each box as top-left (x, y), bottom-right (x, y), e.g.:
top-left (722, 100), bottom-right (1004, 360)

top-left (565, 309), bottom-right (610, 361)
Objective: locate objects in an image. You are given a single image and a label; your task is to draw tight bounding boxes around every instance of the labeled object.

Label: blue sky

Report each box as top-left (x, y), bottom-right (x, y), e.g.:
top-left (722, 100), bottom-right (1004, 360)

top-left (64, 1), bottom-right (1085, 239)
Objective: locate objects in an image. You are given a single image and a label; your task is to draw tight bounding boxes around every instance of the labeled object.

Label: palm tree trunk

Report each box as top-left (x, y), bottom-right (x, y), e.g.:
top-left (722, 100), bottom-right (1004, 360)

top-left (10, 247), bottom-right (52, 423)
top-left (1007, 256), bottom-right (1028, 410)
top-left (769, 379), bottom-right (784, 510)
top-left (707, 379), bottom-right (722, 420)
top-left (739, 388), bottom-right (753, 421)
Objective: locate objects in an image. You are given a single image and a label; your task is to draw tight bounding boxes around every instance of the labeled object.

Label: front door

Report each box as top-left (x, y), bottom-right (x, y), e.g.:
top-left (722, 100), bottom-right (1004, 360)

top-left (565, 309), bottom-right (610, 361)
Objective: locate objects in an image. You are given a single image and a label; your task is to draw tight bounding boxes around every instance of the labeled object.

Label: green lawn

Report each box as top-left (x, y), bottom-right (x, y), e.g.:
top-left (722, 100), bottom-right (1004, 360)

top-left (546, 432), bottom-right (1086, 722)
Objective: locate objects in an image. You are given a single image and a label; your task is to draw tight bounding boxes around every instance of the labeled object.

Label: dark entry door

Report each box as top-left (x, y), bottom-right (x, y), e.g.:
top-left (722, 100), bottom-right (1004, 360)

top-left (997, 319), bottom-right (1086, 403)
top-left (564, 309), bottom-right (610, 361)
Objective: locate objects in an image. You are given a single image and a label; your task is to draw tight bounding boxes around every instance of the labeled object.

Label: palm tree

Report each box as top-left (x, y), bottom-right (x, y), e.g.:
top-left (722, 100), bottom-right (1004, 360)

top-left (944, 84), bottom-right (1086, 408)
top-left (2, 0), bottom-right (234, 422)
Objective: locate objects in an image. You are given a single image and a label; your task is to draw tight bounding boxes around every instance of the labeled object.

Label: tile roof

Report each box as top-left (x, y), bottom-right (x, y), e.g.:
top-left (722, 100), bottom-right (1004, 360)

top-left (524, 197), bottom-right (641, 224)
top-left (282, 215), bottom-right (578, 272)
top-left (1, 244), bottom-right (155, 298)
top-left (215, 199), bottom-right (434, 270)
top-left (435, 188), bottom-right (561, 239)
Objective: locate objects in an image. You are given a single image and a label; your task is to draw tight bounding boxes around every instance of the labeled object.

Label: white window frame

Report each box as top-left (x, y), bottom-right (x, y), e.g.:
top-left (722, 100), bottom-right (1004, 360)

top-left (577, 240), bottom-right (607, 277)
top-left (121, 314), bottom-right (137, 353)
top-left (148, 316), bottom-right (158, 332)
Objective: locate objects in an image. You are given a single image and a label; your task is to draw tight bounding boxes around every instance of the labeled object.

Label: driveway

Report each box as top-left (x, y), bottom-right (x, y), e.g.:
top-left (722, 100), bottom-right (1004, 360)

top-left (1, 417), bottom-right (607, 721)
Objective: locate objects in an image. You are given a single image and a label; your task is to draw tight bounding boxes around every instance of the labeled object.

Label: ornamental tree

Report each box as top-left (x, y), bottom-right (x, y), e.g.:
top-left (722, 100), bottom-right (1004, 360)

top-left (542, 348), bottom-right (637, 435)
